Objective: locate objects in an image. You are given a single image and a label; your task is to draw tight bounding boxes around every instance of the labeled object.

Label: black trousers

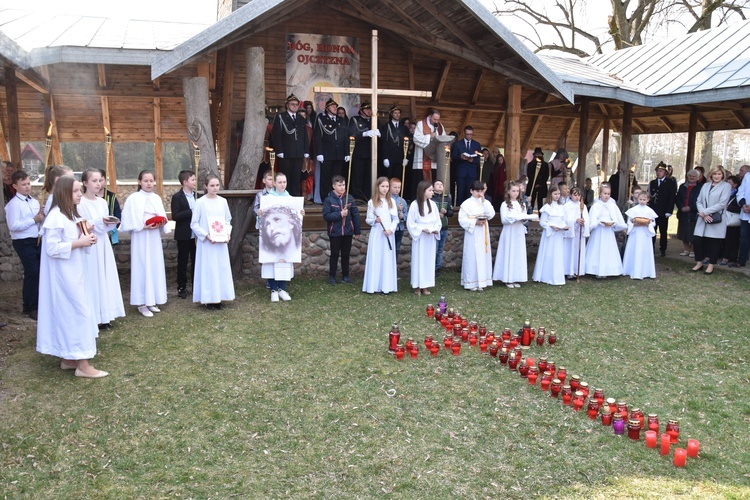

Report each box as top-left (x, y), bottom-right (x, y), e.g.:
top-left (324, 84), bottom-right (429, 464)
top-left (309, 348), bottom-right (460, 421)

top-left (279, 157), bottom-right (304, 196)
top-left (176, 239), bottom-right (196, 290)
top-left (319, 159), bottom-right (345, 200)
top-left (329, 235), bottom-right (353, 278)
top-left (693, 235), bottom-right (721, 264)
top-left (350, 157), bottom-right (372, 201)
top-left (653, 215), bottom-right (670, 253)
top-left (12, 237), bottom-right (40, 312)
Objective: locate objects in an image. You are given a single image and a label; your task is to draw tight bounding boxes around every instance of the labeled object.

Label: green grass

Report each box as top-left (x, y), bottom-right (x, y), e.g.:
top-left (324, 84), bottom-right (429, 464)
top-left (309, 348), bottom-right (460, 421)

top-left (1, 260), bottom-right (749, 498)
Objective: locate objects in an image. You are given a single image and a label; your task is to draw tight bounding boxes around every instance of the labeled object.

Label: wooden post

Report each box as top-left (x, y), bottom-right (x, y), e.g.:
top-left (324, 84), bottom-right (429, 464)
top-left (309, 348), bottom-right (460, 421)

top-left (686, 111), bottom-right (698, 171)
top-left (227, 47), bottom-right (267, 277)
top-left (4, 67), bottom-right (22, 166)
top-left (371, 30), bottom-right (379, 188)
top-left (407, 50), bottom-right (417, 120)
top-left (618, 103), bottom-right (633, 208)
top-left (183, 76), bottom-right (220, 187)
top-left (601, 119), bottom-right (610, 183)
top-left (576, 98), bottom-right (589, 188)
top-left (219, 46), bottom-right (236, 185)
top-left (0, 99), bottom-right (10, 161)
top-left (505, 83), bottom-right (522, 181)
top-left (154, 98), bottom-right (163, 197)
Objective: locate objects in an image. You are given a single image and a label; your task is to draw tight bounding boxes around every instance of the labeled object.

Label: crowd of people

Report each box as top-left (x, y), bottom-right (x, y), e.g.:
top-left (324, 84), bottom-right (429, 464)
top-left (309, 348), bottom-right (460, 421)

top-left (3, 102), bottom-right (750, 376)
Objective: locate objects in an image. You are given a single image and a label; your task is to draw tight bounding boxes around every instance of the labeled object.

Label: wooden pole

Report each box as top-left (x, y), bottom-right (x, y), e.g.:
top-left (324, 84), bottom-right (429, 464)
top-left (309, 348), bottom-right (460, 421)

top-left (370, 30), bottom-right (378, 189)
top-left (686, 111), bottom-right (698, 171)
top-left (617, 103), bottom-right (633, 209)
top-left (601, 119), bottom-right (610, 184)
top-left (505, 84), bottom-right (522, 181)
top-left (576, 98), bottom-right (589, 188)
top-left (4, 67), bottom-right (22, 166)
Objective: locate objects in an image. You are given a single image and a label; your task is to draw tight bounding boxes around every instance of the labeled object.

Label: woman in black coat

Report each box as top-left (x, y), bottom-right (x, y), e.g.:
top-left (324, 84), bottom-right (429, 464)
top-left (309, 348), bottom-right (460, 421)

top-left (676, 169), bottom-right (701, 257)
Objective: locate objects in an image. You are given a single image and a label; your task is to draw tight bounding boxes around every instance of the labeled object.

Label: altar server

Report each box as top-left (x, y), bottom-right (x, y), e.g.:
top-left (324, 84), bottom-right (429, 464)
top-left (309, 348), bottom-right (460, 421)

top-left (586, 183), bottom-right (626, 277)
top-left (623, 192), bottom-right (658, 279)
top-left (493, 181), bottom-right (528, 288)
top-left (533, 185), bottom-right (567, 285)
top-left (36, 176), bottom-right (107, 378)
top-left (190, 174), bottom-right (235, 308)
top-left (563, 187), bottom-right (590, 279)
top-left (78, 168), bottom-right (125, 328)
top-left (458, 180), bottom-right (495, 291)
top-left (120, 170), bottom-right (170, 317)
top-left (408, 180), bottom-right (442, 295)
top-left (362, 177), bottom-right (398, 294)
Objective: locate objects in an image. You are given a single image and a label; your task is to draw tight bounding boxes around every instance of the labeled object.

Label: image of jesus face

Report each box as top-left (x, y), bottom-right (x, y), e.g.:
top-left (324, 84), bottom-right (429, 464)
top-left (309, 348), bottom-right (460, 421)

top-left (263, 211), bottom-right (294, 249)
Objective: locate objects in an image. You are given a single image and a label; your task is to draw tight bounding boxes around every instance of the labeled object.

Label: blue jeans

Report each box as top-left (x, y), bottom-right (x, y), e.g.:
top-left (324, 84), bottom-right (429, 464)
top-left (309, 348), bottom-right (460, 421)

top-left (436, 228), bottom-right (447, 270)
top-left (269, 280), bottom-right (287, 292)
top-left (739, 219), bottom-right (750, 265)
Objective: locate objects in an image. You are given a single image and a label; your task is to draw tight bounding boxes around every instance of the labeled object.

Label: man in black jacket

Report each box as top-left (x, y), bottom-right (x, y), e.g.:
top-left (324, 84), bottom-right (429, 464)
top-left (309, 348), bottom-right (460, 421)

top-left (649, 161), bottom-right (677, 257)
top-left (349, 101), bottom-right (380, 200)
top-left (171, 170), bottom-right (200, 298)
top-left (271, 94), bottom-right (309, 196)
top-left (378, 105), bottom-right (407, 181)
top-left (315, 98), bottom-right (349, 201)
top-left (525, 147), bottom-right (549, 211)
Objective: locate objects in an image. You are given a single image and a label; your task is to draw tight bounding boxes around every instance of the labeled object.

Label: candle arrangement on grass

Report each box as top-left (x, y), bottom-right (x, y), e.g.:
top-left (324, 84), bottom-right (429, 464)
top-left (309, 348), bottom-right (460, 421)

top-left (386, 294), bottom-right (702, 467)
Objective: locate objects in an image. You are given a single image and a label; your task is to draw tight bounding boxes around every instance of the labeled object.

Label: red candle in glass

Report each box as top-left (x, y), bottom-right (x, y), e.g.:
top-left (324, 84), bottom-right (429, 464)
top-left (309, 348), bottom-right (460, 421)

top-left (389, 324), bottom-right (401, 352)
top-left (426, 304), bottom-right (434, 318)
top-left (468, 321), bottom-right (477, 334)
top-left (593, 388), bottom-right (605, 406)
top-left (498, 348), bottom-right (509, 364)
top-left (616, 402), bottom-right (629, 420)
top-left (536, 329), bottom-right (545, 346)
top-left (451, 339), bottom-right (461, 356)
top-left (479, 341), bottom-right (488, 353)
top-left (660, 433), bottom-right (671, 455)
top-left (453, 324), bottom-right (461, 337)
top-left (561, 385), bottom-right (572, 405)
top-left (644, 430), bottom-right (657, 448)
top-left (508, 352), bottom-right (519, 371)
top-left (647, 414), bottom-right (659, 433)
top-left (606, 398), bottom-right (617, 415)
top-left (537, 357), bottom-right (548, 373)
top-left (600, 406), bottom-right (612, 426)
top-left (587, 400), bottom-right (600, 420)
top-left (578, 382), bottom-right (589, 399)
top-left (550, 378), bottom-right (562, 398)
top-left (395, 344), bottom-right (405, 360)
top-left (569, 375), bottom-right (580, 392)
top-left (486, 332), bottom-right (496, 343)
top-left (666, 419), bottom-right (680, 444)
top-left (501, 328), bottom-right (511, 341)
top-left (630, 408), bottom-right (644, 430)
top-left (489, 341), bottom-right (499, 357)
top-left (556, 366), bottom-right (567, 383)
top-left (548, 330), bottom-right (557, 345)
top-left (545, 360), bottom-right (556, 376)
top-left (686, 439), bottom-right (700, 458)
top-left (461, 318), bottom-right (468, 329)
top-left (509, 338), bottom-right (519, 349)
top-left (469, 333), bottom-right (478, 347)
top-left (461, 328), bottom-right (469, 343)
top-left (673, 448), bottom-right (687, 467)
top-left (572, 391), bottom-right (585, 411)
top-left (430, 342), bottom-right (440, 356)
top-left (540, 371), bottom-right (553, 391)
top-left (409, 346), bottom-right (419, 358)
top-left (405, 338), bottom-right (414, 351)
top-left (518, 360), bottom-right (530, 378)
top-left (447, 307), bottom-right (455, 319)
top-left (434, 311), bottom-right (443, 322)
top-left (443, 334), bottom-right (452, 350)
top-left (521, 321), bottom-right (532, 346)
top-left (479, 324), bottom-right (487, 336)
top-left (424, 335), bottom-right (433, 348)
top-left (627, 420), bottom-right (641, 441)
top-left (527, 366), bottom-right (539, 385)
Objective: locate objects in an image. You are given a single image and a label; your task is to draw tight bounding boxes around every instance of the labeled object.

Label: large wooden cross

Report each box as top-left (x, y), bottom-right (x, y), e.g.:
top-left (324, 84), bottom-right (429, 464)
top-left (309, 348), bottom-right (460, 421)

top-left (314, 30), bottom-right (432, 182)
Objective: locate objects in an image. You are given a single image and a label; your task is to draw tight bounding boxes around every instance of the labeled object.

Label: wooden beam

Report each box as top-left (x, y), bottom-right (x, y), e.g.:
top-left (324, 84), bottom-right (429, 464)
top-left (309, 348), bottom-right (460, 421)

top-left (0, 98), bottom-right (9, 161)
top-left (520, 115), bottom-right (543, 157)
top-left (491, 112), bottom-right (505, 147)
top-left (97, 64), bottom-right (107, 88)
top-left (521, 90), bottom-right (548, 108)
top-left (659, 116), bottom-right (674, 132)
top-left (632, 119), bottom-right (645, 134)
top-left (618, 103), bottom-right (633, 207)
top-left (600, 119), bottom-right (610, 179)
top-left (196, 62), bottom-right (210, 81)
top-left (4, 67), bottom-right (22, 165)
top-left (576, 98), bottom-right (589, 188)
top-left (100, 95), bottom-right (117, 193)
top-left (46, 95), bottom-right (62, 165)
top-left (471, 70), bottom-right (486, 104)
top-left (731, 110), bottom-right (748, 128)
top-left (434, 61), bottom-right (451, 103)
top-left (597, 103), bottom-right (610, 117)
top-left (692, 109), bottom-right (708, 129)
top-left (686, 111), bottom-right (698, 171)
top-left (152, 77), bottom-right (161, 91)
top-left (586, 119), bottom-right (603, 153)
top-left (459, 110), bottom-right (474, 136)
top-left (14, 69), bottom-right (49, 94)
top-left (154, 97), bottom-right (163, 197)
top-left (407, 50), bottom-right (417, 121)
top-left (314, 86), bottom-right (430, 98)
top-left (559, 118), bottom-right (577, 149)
top-left (219, 46), bottom-right (235, 184)
top-left (505, 84), bottom-right (522, 181)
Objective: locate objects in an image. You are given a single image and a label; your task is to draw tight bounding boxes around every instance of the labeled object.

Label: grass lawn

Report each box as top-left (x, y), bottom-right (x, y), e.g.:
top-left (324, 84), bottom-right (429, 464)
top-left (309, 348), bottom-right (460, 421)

top-left (1, 257), bottom-right (749, 498)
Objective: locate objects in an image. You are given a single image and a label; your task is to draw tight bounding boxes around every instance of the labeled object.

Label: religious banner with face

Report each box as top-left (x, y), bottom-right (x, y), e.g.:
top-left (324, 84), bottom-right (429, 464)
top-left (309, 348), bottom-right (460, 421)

top-left (286, 33), bottom-right (360, 117)
top-left (259, 196), bottom-right (305, 264)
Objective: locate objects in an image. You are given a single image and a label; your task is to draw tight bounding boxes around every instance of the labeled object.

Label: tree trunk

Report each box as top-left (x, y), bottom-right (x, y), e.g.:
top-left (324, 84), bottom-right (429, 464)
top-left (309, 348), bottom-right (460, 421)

top-left (183, 77), bottom-right (221, 187)
top-left (227, 47), bottom-right (267, 278)
top-left (697, 131), bottom-right (714, 169)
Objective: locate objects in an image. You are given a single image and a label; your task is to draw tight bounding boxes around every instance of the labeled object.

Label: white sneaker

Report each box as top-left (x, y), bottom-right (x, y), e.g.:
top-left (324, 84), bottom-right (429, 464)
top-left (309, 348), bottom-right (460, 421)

top-left (513, 283), bottom-right (521, 288)
top-left (271, 291), bottom-right (279, 302)
top-left (138, 306), bottom-right (153, 317)
top-left (689, 252), bottom-right (695, 257)
top-left (278, 290), bottom-right (291, 301)
top-left (147, 306), bottom-right (161, 313)
top-left (679, 251), bottom-right (690, 256)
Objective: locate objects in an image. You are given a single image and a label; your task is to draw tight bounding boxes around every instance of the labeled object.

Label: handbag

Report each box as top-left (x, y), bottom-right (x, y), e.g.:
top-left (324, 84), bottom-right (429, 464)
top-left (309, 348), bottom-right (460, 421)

top-left (706, 212), bottom-right (722, 224)
top-left (725, 210), bottom-right (741, 227)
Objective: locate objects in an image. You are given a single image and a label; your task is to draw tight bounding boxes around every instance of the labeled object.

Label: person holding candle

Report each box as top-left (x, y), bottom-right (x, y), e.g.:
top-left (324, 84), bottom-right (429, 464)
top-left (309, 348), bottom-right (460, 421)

top-left (408, 180), bottom-right (442, 296)
top-left (533, 185), bottom-right (567, 285)
top-left (563, 187), bottom-right (589, 279)
top-left (458, 180), bottom-right (495, 291)
top-left (623, 192), bottom-right (659, 279)
top-left (431, 179), bottom-right (454, 274)
top-left (362, 177), bottom-right (398, 294)
top-left (389, 178), bottom-right (408, 254)
top-left (322, 175), bottom-right (361, 285)
top-left (97, 169), bottom-right (121, 246)
top-left (36, 176), bottom-right (107, 378)
top-left (586, 182), bottom-right (626, 278)
top-left (78, 168), bottom-right (125, 329)
top-left (6, 170), bottom-right (44, 320)
top-left (190, 174), bottom-right (235, 309)
top-left (493, 181), bottom-right (529, 288)
top-left (120, 170), bottom-right (170, 317)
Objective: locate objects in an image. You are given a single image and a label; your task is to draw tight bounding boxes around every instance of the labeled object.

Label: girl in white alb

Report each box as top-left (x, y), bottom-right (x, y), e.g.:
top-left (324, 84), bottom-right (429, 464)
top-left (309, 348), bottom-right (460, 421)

top-left (458, 180), bottom-right (495, 291)
top-left (586, 183), bottom-right (627, 277)
top-left (533, 185), bottom-right (567, 285)
top-left (623, 192), bottom-right (658, 279)
top-left (362, 177), bottom-right (399, 294)
top-left (493, 181), bottom-right (529, 288)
